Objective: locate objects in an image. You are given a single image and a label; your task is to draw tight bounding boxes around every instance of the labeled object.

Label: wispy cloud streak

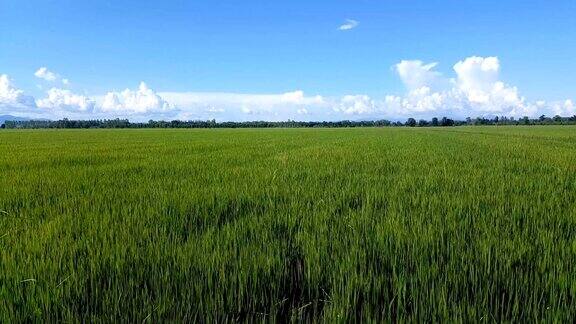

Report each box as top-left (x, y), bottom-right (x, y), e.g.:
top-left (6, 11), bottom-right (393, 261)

top-left (338, 19), bottom-right (359, 31)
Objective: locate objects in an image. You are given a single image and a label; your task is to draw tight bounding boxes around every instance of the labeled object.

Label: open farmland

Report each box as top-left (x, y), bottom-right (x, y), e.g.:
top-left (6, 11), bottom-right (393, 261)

top-left (1, 126), bottom-right (576, 321)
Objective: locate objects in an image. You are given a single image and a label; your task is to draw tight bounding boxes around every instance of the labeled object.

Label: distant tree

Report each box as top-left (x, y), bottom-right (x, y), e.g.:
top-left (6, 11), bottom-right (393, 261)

top-left (539, 115), bottom-right (547, 122)
top-left (522, 116), bottom-right (530, 125)
top-left (440, 117), bottom-right (454, 126)
top-left (374, 119), bottom-right (391, 127)
top-left (7, 114), bottom-right (576, 129)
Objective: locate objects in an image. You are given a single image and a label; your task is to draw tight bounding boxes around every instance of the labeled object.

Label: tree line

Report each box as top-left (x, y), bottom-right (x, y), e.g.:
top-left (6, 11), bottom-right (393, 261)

top-left (3, 115), bottom-right (576, 129)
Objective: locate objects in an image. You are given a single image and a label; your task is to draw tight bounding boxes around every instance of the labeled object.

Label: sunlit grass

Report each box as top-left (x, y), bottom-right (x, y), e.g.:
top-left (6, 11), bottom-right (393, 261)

top-left (1, 126), bottom-right (575, 321)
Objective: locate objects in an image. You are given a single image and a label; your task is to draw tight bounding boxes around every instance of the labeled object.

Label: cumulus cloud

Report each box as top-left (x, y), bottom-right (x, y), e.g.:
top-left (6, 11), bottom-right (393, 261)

top-left (0, 74), bottom-right (36, 111)
top-left (3, 59), bottom-right (575, 121)
top-left (395, 60), bottom-right (446, 91)
top-left (454, 56), bottom-right (500, 98)
top-left (334, 95), bottom-right (376, 115)
top-left (384, 56), bottom-right (546, 118)
top-left (36, 88), bottom-right (95, 111)
top-left (550, 99), bottom-right (575, 117)
top-left (34, 67), bottom-right (58, 82)
top-left (338, 19), bottom-right (359, 31)
top-left (34, 67), bottom-right (71, 87)
top-left (101, 82), bottom-right (171, 114)
top-left (280, 90), bottom-right (324, 105)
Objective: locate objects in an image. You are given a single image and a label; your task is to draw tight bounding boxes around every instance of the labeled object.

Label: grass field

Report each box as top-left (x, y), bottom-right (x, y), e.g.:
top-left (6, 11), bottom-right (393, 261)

top-left (1, 126), bottom-right (576, 321)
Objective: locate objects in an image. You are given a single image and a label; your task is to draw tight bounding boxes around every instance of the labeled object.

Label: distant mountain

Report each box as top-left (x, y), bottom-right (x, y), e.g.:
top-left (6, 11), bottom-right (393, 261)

top-left (0, 115), bottom-right (30, 125)
top-left (0, 115), bottom-right (52, 126)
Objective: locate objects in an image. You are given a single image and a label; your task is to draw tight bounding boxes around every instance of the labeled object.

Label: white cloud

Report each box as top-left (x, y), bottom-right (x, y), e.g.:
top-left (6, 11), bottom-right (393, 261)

top-left (241, 107), bottom-right (255, 115)
top-left (34, 67), bottom-right (71, 87)
top-left (162, 90), bottom-right (323, 107)
top-left (36, 88), bottom-right (95, 111)
top-left (280, 90), bottom-right (323, 105)
top-left (451, 56), bottom-right (524, 111)
top-left (454, 56), bottom-right (500, 97)
top-left (3, 59), bottom-right (575, 121)
top-left (550, 99), bottom-right (575, 116)
top-left (395, 60), bottom-right (445, 91)
top-left (338, 19), bottom-right (359, 31)
top-left (0, 74), bottom-right (37, 111)
top-left (385, 56), bottom-right (552, 118)
top-left (206, 106), bottom-right (225, 113)
top-left (159, 90), bottom-right (326, 120)
top-left (100, 82), bottom-right (171, 114)
top-left (334, 95), bottom-right (376, 115)
top-left (34, 67), bottom-right (59, 82)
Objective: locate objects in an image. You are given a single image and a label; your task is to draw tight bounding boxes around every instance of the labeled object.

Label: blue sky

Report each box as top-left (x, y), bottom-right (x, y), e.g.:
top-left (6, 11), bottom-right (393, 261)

top-left (1, 0), bottom-right (575, 121)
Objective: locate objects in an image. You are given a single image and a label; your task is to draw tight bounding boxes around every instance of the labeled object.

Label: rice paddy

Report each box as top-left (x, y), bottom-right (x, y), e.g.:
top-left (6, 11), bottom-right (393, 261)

top-left (1, 126), bottom-right (576, 321)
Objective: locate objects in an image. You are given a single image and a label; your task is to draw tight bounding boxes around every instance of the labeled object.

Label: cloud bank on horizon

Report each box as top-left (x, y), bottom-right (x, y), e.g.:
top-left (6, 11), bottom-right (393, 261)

top-left (1, 56), bottom-right (574, 122)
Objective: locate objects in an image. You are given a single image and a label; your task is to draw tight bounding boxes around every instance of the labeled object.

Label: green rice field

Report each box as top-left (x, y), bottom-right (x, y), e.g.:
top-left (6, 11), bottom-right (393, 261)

top-left (1, 126), bottom-right (576, 321)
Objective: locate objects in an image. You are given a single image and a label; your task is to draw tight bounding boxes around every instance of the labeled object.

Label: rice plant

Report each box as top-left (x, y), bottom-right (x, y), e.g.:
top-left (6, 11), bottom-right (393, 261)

top-left (1, 126), bottom-right (575, 321)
